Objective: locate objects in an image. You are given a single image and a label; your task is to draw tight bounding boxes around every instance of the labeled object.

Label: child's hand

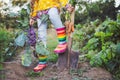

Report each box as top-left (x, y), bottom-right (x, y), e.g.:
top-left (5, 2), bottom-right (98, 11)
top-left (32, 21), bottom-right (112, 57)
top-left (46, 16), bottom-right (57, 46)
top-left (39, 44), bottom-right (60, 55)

top-left (66, 4), bottom-right (74, 13)
top-left (29, 18), bottom-right (35, 26)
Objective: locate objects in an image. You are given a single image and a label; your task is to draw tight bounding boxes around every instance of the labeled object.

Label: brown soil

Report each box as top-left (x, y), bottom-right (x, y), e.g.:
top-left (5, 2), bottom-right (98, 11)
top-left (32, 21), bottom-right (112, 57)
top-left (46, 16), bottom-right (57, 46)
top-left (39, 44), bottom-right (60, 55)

top-left (1, 28), bottom-right (113, 80)
top-left (2, 58), bottom-right (113, 80)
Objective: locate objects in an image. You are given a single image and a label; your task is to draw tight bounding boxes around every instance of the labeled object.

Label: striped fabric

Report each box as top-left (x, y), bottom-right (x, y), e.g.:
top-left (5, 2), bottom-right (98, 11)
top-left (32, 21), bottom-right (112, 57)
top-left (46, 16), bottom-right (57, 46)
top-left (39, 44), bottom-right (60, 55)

top-left (56, 27), bottom-right (66, 44)
top-left (38, 55), bottom-right (47, 64)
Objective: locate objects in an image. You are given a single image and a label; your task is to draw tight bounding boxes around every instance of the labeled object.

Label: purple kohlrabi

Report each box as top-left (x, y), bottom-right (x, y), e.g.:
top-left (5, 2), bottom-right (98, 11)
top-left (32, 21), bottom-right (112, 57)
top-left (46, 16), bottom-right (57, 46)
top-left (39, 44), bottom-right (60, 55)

top-left (27, 26), bottom-right (36, 46)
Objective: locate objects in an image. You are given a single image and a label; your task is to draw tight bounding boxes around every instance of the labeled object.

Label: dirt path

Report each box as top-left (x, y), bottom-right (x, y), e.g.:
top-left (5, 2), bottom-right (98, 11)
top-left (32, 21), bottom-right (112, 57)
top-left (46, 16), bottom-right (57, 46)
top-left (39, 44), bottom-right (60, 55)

top-left (1, 28), bottom-right (113, 80)
top-left (2, 61), bottom-right (113, 80)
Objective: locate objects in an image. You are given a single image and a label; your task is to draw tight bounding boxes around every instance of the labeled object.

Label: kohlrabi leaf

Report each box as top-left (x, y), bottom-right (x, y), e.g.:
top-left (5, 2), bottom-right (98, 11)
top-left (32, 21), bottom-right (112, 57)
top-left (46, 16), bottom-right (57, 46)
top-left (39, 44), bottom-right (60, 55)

top-left (21, 49), bottom-right (32, 67)
top-left (35, 42), bottom-right (49, 55)
top-left (15, 33), bottom-right (26, 47)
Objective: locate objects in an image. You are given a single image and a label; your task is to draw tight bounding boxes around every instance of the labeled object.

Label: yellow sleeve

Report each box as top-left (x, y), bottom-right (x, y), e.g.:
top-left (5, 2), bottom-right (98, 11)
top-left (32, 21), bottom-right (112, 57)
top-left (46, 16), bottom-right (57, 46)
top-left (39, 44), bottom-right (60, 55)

top-left (59, 0), bottom-right (69, 7)
top-left (30, 1), bottom-right (38, 18)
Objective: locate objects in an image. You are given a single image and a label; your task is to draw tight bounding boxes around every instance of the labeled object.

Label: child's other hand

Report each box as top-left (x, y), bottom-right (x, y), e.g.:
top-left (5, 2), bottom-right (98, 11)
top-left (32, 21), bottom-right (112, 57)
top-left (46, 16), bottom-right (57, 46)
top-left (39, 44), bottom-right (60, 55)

top-left (29, 18), bottom-right (35, 26)
top-left (66, 4), bottom-right (74, 13)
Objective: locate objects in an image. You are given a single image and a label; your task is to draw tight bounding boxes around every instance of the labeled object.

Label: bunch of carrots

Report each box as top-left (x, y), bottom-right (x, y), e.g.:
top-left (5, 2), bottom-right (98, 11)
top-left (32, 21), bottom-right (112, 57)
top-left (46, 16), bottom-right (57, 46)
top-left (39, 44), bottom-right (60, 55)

top-left (65, 20), bottom-right (74, 36)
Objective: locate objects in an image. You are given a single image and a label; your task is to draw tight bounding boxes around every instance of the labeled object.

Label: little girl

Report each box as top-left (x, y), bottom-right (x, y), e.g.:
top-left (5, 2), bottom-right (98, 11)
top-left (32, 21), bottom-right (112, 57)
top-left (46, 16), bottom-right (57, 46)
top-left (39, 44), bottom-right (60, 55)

top-left (29, 0), bottom-right (73, 72)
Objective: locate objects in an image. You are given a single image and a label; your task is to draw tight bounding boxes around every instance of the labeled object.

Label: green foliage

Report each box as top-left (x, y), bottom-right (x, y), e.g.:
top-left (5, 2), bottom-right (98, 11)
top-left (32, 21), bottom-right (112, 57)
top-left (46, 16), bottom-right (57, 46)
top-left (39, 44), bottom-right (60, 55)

top-left (46, 29), bottom-right (58, 63)
top-left (73, 13), bottom-right (120, 78)
top-left (15, 32), bottom-right (27, 47)
top-left (21, 45), bottom-right (32, 67)
top-left (116, 43), bottom-right (120, 55)
top-left (74, 0), bottom-right (119, 24)
top-left (26, 71), bottom-right (44, 77)
top-left (21, 53), bottom-right (32, 67)
top-left (16, 6), bottom-right (30, 30)
top-left (0, 28), bottom-right (12, 48)
top-left (0, 8), bottom-right (18, 29)
top-left (47, 53), bottom-right (58, 63)
top-left (0, 5), bottom-right (31, 63)
top-left (72, 20), bottom-right (99, 52)
top-left (12, 0), bottom-right (27, 6)
top-left (0, 69), bottom-right (5, 80)
top-left (40, 14), bottom-right (49, 23)
top-left (69, 0), bottom-right (77, 6)
top-left (82, 38), bottom-right (99, 51)
top-left (0, 28), bottom-right (16, 62)
top-left (35, 42), bottom-right (49, 55)
top-left (0, 0), bottom-right (29, 29)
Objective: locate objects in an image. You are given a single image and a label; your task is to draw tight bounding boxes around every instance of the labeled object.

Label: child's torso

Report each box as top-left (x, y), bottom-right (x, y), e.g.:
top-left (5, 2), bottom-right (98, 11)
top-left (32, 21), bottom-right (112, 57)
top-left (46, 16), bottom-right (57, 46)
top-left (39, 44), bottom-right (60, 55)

top-left (31, 0), bottom-right (68, 17)
top-left (34, 0), bottom-right (60, 11)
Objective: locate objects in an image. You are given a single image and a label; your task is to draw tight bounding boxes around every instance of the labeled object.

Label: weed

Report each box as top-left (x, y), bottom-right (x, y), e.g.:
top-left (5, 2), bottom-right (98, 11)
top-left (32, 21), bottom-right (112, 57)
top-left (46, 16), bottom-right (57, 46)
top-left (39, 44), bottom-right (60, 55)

top-left (26, 71), bottom-right (44, 77)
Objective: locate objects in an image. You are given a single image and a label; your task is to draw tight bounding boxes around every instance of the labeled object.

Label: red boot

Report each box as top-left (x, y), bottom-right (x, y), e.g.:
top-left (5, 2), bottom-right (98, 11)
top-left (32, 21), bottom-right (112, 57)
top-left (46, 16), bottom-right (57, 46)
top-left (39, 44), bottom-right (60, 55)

top-left (33, 64), bottom-right (47, 72)
top-left (54, 43), bottom-right (67, 53)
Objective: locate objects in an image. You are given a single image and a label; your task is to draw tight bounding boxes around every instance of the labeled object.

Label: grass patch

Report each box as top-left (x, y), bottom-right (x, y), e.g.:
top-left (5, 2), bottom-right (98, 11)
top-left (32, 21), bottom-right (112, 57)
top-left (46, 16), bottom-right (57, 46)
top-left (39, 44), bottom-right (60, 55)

top-left (47, 28), bottom-right (58, 63)
top-left (47, 53), bottom-right (58, 63)
top-left (0, 63), bottom-right (3, 70)
top-left (0, 64), bottom-right (5, 80)
top-left (26, 71), bottom-right (44, 77)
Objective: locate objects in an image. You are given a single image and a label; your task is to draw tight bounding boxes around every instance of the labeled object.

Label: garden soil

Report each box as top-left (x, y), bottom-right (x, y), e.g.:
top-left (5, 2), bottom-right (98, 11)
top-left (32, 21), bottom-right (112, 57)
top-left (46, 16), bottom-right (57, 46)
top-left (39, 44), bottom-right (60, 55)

top-left (1, 28), bottom-right (113, 80)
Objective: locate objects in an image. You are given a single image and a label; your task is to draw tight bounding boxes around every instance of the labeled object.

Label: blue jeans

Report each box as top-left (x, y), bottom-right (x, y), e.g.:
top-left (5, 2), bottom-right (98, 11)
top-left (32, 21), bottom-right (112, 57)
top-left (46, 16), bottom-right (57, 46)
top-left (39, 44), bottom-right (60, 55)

top-left (37, 8), bottom-right (64, 47)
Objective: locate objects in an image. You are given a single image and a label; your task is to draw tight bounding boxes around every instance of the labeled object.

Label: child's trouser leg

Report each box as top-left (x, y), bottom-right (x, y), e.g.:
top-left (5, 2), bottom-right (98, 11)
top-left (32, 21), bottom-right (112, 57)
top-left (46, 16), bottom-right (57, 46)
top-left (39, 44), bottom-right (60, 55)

top-left (37, 19), bottom-right (47, 48)
top-left (48, 8), bottom-right (67, 54)
top-left (33, 19), bottom-right (48, 72)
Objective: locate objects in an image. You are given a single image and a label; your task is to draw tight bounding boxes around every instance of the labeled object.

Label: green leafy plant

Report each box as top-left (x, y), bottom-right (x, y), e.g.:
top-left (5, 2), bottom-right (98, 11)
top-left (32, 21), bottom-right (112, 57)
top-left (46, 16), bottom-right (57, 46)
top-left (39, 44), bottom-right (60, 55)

top-left (73, 13), bottom-right (120, 79)
top-left (26, 71), bottom-right (44, 77)
top-left (21, 45), bottom-right (32, 67)
top-left (15, 32), bottom-right (27, 47)
top-left (0, 28), bottom-right (16, 62)
top-left (16, 5), bottom-right (30, 30)
top-left (35, 42), bottom-right (49, 55)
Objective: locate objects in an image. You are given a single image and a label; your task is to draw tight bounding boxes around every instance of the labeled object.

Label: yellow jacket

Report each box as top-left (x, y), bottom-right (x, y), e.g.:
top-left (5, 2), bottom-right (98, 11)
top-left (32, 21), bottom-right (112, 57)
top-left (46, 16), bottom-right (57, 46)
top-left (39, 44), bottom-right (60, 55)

top-left (30, 0), bottom-right (68, 17)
